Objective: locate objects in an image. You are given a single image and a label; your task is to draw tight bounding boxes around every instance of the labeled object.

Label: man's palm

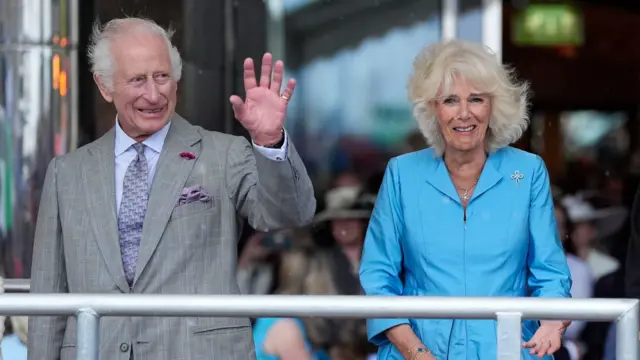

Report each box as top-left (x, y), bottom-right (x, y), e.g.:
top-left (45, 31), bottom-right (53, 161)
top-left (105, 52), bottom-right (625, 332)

top-left (229, 53), bottom-right (296, 144)
top-left (240, 87), bottom-right (287, 134)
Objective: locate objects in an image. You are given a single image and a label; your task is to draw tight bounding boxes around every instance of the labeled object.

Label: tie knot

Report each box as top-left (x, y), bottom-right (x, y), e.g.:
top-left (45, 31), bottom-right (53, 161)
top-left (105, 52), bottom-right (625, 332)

top-left (132, 143), bottom-right (145, 156)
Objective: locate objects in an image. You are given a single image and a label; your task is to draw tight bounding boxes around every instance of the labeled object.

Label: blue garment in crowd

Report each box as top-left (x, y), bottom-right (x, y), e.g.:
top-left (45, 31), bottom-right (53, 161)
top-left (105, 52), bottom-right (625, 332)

top-left (253, 317), bottom-right (330, 360)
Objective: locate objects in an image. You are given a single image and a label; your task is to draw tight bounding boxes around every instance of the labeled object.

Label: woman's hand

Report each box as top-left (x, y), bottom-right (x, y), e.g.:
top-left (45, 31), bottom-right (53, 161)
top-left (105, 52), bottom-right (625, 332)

top-left (522, 320), bottom-right (568, 357)
top-left (386, 324), bottom-right (437, 360)
top-left (413, 350), bottom-right (437, 360)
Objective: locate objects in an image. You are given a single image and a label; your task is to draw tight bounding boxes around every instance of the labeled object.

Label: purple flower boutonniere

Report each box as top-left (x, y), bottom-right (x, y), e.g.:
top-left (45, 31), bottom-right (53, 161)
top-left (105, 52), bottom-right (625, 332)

top-left (179, 152), bottom-right (196, 160)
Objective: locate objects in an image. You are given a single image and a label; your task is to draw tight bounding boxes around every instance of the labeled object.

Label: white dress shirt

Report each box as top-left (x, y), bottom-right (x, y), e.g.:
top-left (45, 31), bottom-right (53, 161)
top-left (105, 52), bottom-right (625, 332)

top-left (114, 119), bottom-right (288, 213)
top-left (586, 248), bottom-right (619, 281)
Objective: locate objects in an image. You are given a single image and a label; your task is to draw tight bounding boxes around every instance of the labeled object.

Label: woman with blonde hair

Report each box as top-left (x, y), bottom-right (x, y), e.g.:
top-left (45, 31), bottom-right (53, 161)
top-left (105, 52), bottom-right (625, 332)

top-left (359, 39), bottom-right (571, 360)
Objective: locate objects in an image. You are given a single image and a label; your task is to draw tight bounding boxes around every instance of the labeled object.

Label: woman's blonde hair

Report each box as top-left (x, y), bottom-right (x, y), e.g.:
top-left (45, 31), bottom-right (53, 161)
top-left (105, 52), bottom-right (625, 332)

top-left (407, 39), bottom-right (530, 155)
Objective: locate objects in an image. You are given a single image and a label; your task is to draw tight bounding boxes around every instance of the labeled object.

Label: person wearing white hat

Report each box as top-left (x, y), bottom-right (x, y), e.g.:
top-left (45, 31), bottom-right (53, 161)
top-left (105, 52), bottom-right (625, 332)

top-left (561, 195), bottom-right (623, 280)
top-left (314, 186), bottom-right (376, 274)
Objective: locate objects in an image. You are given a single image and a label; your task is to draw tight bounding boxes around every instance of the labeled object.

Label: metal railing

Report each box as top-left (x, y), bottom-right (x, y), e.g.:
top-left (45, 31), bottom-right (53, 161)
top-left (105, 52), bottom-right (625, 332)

top-left (3, 278), bottom-right (30, 292)
top-left (0, 294), bottom-right (636, 360)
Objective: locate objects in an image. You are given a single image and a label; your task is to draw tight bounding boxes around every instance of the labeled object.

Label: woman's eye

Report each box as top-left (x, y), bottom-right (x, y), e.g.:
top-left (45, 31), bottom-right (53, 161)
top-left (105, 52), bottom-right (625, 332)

top-left (443, 97), bottom-right (457, 105)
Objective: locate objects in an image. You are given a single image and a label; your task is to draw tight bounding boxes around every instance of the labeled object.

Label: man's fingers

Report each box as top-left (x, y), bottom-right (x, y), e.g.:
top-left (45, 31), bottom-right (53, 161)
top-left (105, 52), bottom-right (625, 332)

top-left (270, 60), bottom-right (284, 93)
top-left (229, 95), bottom-right (245, 119)
top-left (259, 53), bottom-right (273, 88)
top-left (242, 59), bottom-right (257, 90)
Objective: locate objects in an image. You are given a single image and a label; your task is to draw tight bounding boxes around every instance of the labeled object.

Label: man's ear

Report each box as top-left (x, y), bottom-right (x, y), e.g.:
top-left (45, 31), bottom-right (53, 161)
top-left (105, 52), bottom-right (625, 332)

top-left (93, 73), bottom-right (113, 103)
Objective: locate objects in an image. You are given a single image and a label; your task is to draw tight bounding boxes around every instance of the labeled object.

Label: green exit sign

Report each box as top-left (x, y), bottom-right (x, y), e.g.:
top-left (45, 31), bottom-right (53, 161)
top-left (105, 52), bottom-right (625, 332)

top-left (512, 3), bottom-right (584, 46)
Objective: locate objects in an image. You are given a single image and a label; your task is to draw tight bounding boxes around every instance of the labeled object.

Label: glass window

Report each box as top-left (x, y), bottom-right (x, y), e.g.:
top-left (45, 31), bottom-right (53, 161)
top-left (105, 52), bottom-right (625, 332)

top-left (560, 110), bottom-right (628, 160)
top-left (457, 0), bottom-right (483, 42)
top-left (284, 0), bottom-right (319, 13)
top-left (276, 1), bottom-right (441, 185)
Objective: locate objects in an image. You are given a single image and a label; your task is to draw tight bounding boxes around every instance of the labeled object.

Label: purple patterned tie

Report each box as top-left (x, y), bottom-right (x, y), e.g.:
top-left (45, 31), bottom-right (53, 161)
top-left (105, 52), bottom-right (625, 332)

top-left (118, 143), bottom-right (149, 286)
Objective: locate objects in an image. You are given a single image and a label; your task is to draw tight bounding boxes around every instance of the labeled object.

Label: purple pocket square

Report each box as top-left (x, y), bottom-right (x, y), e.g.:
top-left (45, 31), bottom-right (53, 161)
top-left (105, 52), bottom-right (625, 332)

top-left (178, 185), bottom-right (212, 206)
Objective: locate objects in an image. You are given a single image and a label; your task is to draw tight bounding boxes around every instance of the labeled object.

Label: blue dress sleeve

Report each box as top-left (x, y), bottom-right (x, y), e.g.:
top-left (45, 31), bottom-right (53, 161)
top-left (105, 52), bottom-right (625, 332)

top-left (527, 155), bottom-right (572, 298)
top-left (359, 158), bottom-right (409, 345)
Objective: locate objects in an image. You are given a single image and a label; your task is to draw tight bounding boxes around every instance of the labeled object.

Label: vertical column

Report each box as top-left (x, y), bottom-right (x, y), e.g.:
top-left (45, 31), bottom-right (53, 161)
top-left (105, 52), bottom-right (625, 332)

top-left (69, 0), bottom-right (80, 151)
top-left (482, 0), bottom-right (502, 62)
top-left (442, 0), bottom-right (459, 40)
top-left (76, 0), bottom-right (95, 147)
top-left (76, 308), bottom-right (100, 360)
top-left (496, 312), bottom-right (523, 360)
top-left (180, 0), bottom-right (226, 132)
top-left (232, 0), bottom-right (267, 137)
top-left (539, 111), bottom-right (565, 184)
top-left (266, 0), bottom-right (286, 61)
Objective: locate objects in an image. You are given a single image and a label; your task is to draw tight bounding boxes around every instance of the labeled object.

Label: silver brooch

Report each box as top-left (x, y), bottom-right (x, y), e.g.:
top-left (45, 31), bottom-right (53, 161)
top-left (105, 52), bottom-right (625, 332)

top-left (511, 170), bottom-right (524, 185)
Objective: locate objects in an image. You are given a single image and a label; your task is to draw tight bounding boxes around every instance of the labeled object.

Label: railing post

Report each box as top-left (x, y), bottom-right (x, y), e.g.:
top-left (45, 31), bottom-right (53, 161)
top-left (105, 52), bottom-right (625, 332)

top-left (616, 301), bottom-right (639, 360)
top-left (496, 312), bottom-right (522, 360)
top-left (76, 308), bottom-right (100, 360)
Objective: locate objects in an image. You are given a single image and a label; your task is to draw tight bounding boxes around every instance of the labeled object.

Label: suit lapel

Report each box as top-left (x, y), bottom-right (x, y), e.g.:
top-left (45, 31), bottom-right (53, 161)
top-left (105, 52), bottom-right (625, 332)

top-left (83, 129), bottom-right (131, 292)
top-left (134, 115), bottom-right (202, 284)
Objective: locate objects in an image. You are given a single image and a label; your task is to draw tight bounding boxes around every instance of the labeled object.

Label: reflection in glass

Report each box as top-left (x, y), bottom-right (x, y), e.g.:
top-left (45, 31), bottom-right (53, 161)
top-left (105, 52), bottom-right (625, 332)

top-left (284, 0), bottom-right (319, 13)
top-left (457, 8), bottom-right (482, 42)
top-left (561, 111), bottom-right (628, 159)
top-left (287, 19), bottom-right (441, 183)
top-left (0, 0), bottom-right (78, 278)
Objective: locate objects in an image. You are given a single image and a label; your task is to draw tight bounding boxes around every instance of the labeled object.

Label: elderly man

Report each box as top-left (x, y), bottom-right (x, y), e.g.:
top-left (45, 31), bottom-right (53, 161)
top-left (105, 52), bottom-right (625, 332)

top-left (27, 17), bottom-right (315, 360)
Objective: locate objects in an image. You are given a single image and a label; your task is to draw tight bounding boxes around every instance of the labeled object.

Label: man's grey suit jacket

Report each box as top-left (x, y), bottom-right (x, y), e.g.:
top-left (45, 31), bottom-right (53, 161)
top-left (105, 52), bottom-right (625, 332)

top-left (27, 114), bottom-right (316, 360)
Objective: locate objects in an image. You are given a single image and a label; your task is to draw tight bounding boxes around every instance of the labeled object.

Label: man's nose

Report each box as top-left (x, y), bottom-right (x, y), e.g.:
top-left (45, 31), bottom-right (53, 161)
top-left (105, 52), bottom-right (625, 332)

top-left (143, 80), bottom-right (160, 103)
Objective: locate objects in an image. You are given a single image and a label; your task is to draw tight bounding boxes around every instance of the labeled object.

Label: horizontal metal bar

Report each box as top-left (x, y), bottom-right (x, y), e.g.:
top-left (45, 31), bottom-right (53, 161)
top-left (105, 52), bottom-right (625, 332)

top-left (3, 279), bottom-right (30, 292)
top-left (0, 294), bottom-right (633, 321)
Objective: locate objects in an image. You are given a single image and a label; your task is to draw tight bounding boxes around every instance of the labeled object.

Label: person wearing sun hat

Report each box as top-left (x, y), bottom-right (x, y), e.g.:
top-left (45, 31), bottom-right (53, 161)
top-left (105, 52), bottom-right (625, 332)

top-left (561, 194), bottom-right (625, 280)
top-left (313, 186), bottom-right (375, 275)
top-left (311, 185), bottom-right (378, 359)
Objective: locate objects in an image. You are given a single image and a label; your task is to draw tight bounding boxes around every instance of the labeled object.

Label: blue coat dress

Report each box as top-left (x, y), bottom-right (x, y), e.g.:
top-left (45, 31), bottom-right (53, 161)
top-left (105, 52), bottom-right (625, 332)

top-left (359, 146), bottom-right (572, 360)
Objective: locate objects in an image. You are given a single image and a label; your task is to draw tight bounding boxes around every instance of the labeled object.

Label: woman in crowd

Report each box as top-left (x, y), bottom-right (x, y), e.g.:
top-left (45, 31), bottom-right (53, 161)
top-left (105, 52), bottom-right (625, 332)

top-left (312, 185), bottom-right (378, 359)
top-left (313, 185), bottom-right (376, 274)
top-left (562, 194), bottom-right (622, 281)
top-left (359, 39), bottom-right (571, 360)
top-left (252, 246), bottom-right (331, 360)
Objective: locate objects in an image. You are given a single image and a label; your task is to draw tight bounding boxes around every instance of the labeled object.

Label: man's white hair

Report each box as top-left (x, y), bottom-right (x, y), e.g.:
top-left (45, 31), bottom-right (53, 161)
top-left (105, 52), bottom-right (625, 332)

top-left (87, 17), bottom-right (183, 91)
top-left (407, 39), bottom-right (530, 156)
